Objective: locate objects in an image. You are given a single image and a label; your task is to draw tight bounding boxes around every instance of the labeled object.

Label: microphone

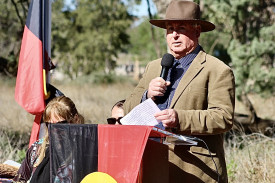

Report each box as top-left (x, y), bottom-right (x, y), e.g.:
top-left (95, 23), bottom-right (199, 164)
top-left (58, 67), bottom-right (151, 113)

top-left (160, 53), bottom-right (174, 80)
top-left (153, 53), bottom-right (174, 104)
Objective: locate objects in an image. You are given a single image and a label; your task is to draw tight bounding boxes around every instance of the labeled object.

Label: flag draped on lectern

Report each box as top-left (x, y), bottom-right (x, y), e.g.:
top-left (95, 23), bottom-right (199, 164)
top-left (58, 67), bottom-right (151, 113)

top-left (49, 124), bottom-right (153, 183)
top-left (15, 0), bottom-right (53, 147)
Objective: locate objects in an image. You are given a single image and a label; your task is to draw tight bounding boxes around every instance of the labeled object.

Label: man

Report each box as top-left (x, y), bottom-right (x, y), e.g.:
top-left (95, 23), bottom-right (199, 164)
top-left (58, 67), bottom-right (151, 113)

top-left (123, 1), bottom-right (235, 182)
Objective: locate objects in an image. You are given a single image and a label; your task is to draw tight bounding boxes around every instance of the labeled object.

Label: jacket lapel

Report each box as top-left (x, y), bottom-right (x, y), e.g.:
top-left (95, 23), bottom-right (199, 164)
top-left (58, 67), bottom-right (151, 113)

top-left (169, 51), bottom-right (207, 108)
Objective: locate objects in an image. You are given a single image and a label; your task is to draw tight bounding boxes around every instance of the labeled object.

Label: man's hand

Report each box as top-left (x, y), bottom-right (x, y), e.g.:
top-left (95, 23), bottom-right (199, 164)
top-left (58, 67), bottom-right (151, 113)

top-left (147, 77), bottom-right (171, 100)
top-left (154, 109), bottom-right (178, 128)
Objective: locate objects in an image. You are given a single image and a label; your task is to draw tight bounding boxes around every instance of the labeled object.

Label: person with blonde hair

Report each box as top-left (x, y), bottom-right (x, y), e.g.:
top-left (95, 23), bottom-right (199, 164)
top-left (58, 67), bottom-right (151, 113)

top-left (13, 96), bottom-right (84, 183)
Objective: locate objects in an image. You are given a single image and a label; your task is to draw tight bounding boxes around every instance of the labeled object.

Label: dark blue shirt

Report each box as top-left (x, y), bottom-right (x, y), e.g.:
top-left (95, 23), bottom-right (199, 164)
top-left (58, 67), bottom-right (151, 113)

top-left (157, 45), bottom-right (201, 110)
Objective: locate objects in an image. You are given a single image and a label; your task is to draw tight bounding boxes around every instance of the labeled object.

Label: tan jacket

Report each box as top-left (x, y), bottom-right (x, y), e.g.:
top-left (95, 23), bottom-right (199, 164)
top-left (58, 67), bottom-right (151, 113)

top-left (124, 50), bottom-right (235, 183)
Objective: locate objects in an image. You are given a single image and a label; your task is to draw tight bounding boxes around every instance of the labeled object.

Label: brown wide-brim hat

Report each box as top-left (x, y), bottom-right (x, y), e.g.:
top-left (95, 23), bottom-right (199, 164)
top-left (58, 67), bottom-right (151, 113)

top-left (150, 0), bottom-right (215, 32)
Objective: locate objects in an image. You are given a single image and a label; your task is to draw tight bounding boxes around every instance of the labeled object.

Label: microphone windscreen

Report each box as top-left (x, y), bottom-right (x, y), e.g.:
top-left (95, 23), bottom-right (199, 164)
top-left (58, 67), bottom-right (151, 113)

top-left (161, 53), bottom-right (174, 68)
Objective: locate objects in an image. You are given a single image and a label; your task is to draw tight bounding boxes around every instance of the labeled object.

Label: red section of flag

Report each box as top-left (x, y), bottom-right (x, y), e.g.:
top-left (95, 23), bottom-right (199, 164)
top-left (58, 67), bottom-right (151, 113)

top-left (29, 114), bottom-right (43, 147)
top-left (15, 25), bottom-right (45, 115)
top-left (98, 125), bottom-right (152, 183)
top-left (15, 0), bottom-right (52, 146)
top-left (15, 24), bottom-right (45, 146)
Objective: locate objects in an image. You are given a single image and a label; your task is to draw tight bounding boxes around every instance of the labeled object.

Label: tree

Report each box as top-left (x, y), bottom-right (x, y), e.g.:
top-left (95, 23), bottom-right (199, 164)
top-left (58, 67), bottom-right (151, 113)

top-left (52, 0), bottom-right (133, 78)
top-left (202, 0), bottom-right (275, 122)
top-left (0, 0), bottom-right (134, 79)
top-left (127, 17), bottom-right (167, 65)
top-left (0, 0), bottom-right (29, 77)
top-left (151, 0), bottom-right (169, 19)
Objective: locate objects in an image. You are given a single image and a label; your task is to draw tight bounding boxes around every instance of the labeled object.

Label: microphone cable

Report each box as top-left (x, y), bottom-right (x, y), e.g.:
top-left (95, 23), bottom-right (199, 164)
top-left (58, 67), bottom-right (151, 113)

top-left (185, 135), bottom-right (220, 183)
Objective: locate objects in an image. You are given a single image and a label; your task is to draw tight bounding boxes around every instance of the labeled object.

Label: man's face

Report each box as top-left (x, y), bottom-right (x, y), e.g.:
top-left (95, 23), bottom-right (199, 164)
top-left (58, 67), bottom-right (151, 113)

top-left (166, 22), bottom-right (201, 59)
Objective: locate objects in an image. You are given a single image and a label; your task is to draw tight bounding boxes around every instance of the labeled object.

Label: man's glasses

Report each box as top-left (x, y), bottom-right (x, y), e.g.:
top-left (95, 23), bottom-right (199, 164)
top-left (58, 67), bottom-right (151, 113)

top-left (107, 117), bottom-right (123, 125)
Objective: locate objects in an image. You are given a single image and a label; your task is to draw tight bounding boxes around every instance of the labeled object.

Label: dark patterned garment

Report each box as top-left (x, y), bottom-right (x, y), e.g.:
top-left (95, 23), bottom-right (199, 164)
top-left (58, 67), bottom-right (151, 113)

top-left (53, 163), bottom-right (73, 183)
top-left (13, 138), bottom-right (45, 183)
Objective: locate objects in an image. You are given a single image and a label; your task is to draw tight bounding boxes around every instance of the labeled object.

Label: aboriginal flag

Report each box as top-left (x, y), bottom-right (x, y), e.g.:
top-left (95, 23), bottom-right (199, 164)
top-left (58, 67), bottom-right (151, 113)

top-left (48, 124), bottom-right (153, 183)
top-left (15, 0), bottom-right (54, 146)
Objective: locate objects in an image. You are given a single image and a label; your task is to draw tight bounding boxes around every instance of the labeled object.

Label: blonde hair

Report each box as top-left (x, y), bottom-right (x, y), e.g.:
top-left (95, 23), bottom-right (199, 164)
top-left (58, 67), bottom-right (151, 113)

top-left (34, 96), bottom-right (84, 167)
top-left (43, 96), bottom-right (84, 124)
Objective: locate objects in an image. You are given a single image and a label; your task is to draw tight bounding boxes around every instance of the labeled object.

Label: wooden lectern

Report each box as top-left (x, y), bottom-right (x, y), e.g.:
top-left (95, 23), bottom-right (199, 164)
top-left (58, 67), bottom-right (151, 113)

top-left (140, 139), bottom-right (169, 183)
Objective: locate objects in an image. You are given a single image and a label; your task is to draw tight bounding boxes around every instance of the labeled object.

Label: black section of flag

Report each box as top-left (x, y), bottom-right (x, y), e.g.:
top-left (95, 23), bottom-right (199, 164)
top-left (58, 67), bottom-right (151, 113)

top-left (49, 124), bottom-right (98, 183)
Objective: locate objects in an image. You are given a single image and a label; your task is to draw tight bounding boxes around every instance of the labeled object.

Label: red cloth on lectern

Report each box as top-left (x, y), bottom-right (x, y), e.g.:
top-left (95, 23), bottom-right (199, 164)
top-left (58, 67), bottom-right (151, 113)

top-left (98, 125), bottom-right (153, 183)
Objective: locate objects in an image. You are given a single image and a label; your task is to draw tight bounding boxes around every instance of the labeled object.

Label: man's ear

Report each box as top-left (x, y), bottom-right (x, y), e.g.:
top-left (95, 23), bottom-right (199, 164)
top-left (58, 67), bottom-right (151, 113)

top-left (196, 25), bottom-right (201, 38)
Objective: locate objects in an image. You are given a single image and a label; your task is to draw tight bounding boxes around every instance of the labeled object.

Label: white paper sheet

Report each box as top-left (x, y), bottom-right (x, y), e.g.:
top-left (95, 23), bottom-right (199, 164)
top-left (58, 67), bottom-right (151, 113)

top-left (120, 98), bottom-right (161, 126)
top-left (4, 160), bottom-right (21, 168)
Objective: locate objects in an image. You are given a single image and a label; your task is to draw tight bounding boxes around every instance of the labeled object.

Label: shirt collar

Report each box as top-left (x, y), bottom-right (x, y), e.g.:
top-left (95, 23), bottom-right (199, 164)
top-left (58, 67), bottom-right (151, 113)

top-left (175, 45), bottom-right (201, 68)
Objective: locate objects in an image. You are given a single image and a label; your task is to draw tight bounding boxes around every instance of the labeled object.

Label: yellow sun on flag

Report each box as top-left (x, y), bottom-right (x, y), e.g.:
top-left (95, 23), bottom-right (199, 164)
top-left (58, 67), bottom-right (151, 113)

top-left (81, 172), bottom-right (117, 183)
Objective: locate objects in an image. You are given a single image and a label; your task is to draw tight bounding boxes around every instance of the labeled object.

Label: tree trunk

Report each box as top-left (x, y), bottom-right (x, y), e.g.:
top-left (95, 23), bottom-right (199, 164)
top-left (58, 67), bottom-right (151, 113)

top-left (241, 93), bottom-right (259, 124)
top-left (152, 0), bottom-right (171, 19)
top-left (146, 0), bottom-right (161, 58)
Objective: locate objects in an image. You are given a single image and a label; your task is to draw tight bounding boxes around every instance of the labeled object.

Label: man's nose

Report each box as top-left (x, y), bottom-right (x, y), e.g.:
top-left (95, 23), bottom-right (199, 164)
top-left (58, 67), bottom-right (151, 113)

top-left (172, 30), bottom-right (179, 37)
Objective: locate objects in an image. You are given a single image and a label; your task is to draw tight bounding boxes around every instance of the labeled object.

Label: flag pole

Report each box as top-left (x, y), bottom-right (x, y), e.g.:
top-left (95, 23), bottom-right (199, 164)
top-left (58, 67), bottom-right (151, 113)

top-left (42, 0), bottom-right (48, 97)
top-left (39, 0), bottom-right (52, 139)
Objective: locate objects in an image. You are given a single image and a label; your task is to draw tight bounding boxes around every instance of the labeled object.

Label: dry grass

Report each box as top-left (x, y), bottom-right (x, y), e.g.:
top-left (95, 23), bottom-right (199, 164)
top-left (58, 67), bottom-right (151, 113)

top-left (0, 78), bottom-right (34, 132)
top-left (53, 80), bottom-right (136, 124)
top-left (0, 77), bottom-right (274, 182)
top-left (0, 77), bottom-right (136, 131)
top-left (225, 132), bottom-right (275, 183)
top-left (0, 129), bottom-right (29, 163)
